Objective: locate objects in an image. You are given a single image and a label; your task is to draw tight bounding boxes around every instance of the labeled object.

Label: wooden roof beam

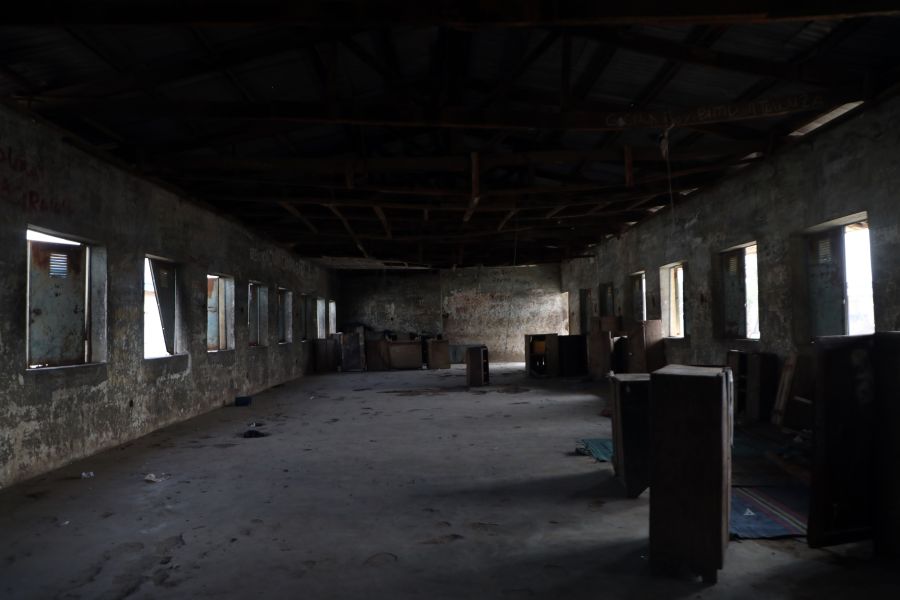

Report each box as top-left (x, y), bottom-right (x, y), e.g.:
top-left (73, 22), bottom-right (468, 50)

top-left (64, 90), bottom-right (860, 131)
top-left (327, 204), bottom-right (369, 258)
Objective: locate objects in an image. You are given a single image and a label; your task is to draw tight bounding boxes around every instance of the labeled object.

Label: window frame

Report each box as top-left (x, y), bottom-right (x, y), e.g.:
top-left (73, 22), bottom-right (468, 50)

top-left (26, 228), bottom-right (107, 370)
top-left (276, 287), bottom-right (293, 344)
top-left (143, 255), bottom-right (182, 358)
top-left (247, 281), bottom-right (269, 347)
top-left (206, 273), bottom-right (235, 352)
top-left (719, 243), bottom-right (760, 340)
top-left (630, 271), bottom-right (646, 322)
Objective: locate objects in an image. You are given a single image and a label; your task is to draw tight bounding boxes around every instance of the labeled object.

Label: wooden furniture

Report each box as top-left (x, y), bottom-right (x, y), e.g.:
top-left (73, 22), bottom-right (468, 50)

top-left (610, 373), bottom-right (651, 498)
top-left (807, 333), bottom-right (900, 557)
top-left (626, 320), bottom-right (665, 373)
top-left (558, 335), bottom-right (588, 376)
top-left (466, 346), bottom-right (490, 386)
top-left (525, 333), bottom-right (559, 377)
top-left (650, 365), bottom-right (732, 584)
top-left (314, 338), bottom-right (338, 373)
top-left (365, 339), bottom-right (390, 371)
top-left (586, 330), bottom-right (613, 379)
top-left (340, 326), bottom-right (366, 372)
top-left (388, 340), bottom-right (422, 370)
top-left (726, 350), bottom-right (779, 420)
top-left (426, 339), bottom-right (451, 369)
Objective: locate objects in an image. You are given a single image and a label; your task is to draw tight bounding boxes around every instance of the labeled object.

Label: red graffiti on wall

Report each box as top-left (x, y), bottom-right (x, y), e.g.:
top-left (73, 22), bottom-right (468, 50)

top-left (0, 140), bottom-right (74, 216)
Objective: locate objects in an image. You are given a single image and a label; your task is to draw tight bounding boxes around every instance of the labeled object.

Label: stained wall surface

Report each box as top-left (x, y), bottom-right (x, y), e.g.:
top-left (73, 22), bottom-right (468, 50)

top-left (561, 94), bottom-right (900, 366)
top-left (0, 106), bottom-right (335, 488)
top-left (339, 265), bottom-right (568, 361)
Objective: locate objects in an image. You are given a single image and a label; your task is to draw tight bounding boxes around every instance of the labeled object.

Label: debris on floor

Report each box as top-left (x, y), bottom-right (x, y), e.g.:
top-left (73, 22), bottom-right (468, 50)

top-left (80, 471), bottom-right (95, 479)
top-left (144, 473), bottom-right (169, 483)
top-left (242, 429), bottom-right (269, 438)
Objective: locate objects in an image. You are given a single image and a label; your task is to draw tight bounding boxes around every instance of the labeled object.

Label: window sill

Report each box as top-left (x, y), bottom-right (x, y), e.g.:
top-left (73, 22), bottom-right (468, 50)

top-left (277, 341), bottom-right (293, 346)
top-left (143, 353), bottom-right (189, 378)
top-left (25, 362), bottom-right (108, 388)
top-left (206, 349), bottom-right (236, 366)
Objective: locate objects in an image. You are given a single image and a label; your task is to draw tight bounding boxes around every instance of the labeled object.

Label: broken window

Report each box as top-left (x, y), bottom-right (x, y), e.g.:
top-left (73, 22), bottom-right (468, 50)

top-left (316, 297), bottom-right (327, 339)
top-left (26, 229), bottom-right (106, 368)
top-left (805, 218), bottom-right (875, 337)
top-left (631, 272), bottom-right (646, 322)
top-left (144, 257), bottom-right (179, 358)
top-left (248, 282), bottom-right (269, 347)
top-left (277, 288), bottom-right (292, 343)
top-left (328, 300), bottom-right (337, 335)
top-left (207, 274), bottom-right (235, 351)
top-left (721, 244), bottom-right (760, 339)
top-left (659, 263), bottom-right (685, 337)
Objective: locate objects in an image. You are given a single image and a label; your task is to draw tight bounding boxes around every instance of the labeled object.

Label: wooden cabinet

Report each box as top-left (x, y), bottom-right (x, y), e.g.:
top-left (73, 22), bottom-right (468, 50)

top-left (626, 320), bottom-right (665, 373)
top-left (426, 339), bottom-right (451, 369)
top-left (525, 333), bottom-right (559, 377)
top-left (586, 330), bottom-right (613, 379)
top-left (610, 374), bottom-right (651, 498)
top-left (650, 365), bottom-right (732, 584)
top-left (365, 339), bottom-right (390, 371)
top-left (726, 350), bottom-right (779, 420)
top-left (340, 327), bottom-right (366, 372)
top-left (466, 345), bottom-right (490, 386)
top-left (808, 333), bottom-right (900, 557)
top-left (559, 335), bottom-right (587, 376)
top-left (314, 338), bottom-right (338, 373)
top-left (388, 340), bottom-right (423, 370)
top-left (525, 333), bottom-right (586, 377)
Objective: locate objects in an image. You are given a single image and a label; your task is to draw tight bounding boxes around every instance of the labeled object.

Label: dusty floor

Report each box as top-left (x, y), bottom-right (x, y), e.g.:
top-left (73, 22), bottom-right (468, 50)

top-left (1, 363), bottom-right (897, 599)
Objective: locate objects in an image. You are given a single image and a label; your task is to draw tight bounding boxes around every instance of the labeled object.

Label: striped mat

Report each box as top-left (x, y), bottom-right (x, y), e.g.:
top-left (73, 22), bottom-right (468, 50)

top-left (730, 485), bottom-right (808, 539)
top-left (577, 438), bottom-right (614, 462)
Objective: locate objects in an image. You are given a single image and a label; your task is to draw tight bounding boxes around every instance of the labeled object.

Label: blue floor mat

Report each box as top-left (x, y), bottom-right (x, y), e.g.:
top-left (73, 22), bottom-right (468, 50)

top-left (578, 438), bottom-right (614, 462)
top-left (730, 485), bottom-right (808, 539)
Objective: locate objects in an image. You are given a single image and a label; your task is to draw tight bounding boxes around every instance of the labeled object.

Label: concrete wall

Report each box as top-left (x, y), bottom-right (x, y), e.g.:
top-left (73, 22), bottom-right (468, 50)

top-left (339, 264), bottom-right (568, 361)
top-left (0, 106), bottom-right (336, 488)
top-left (561, 94), bottom-right (900, 366)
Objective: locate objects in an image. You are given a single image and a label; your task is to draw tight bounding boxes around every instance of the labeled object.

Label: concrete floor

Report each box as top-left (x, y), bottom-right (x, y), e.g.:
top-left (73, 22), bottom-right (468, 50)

top-left (1, 363), bottom-right (897, 599)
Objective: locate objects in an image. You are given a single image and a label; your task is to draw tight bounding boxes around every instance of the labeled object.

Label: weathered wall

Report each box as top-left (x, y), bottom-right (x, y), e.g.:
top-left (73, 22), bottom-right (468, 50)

top-left (0, 106), bottom-right (336, 488)
top-left (339, 264), bottom-right (568, 361)
top-left (561, 94), bottom-right (900, 366)
top-left (338, 270), bottom-right (443, 335)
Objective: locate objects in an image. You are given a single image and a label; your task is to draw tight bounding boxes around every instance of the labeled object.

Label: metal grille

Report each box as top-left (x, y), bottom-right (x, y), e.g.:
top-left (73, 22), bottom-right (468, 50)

top-left (49, 253), bottom-right (68, 278)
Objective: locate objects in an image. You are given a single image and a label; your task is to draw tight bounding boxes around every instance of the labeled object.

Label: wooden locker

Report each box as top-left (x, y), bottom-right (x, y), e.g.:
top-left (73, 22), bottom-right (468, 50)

top-left (466, 346), bottom-right (489, 386)
top-left (426, 339), bottom-right (451, 369)
top-left (650, 365), bottom-right (732, 584)
top-left (388, 340), bottom-right (423, 370)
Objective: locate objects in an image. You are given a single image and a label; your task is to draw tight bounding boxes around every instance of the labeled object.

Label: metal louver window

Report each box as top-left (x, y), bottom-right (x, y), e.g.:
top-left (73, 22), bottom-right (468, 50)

top-left (818, 238), bottom-right (832, 263)
top-left (49, 253), bottom-right (68, 278)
